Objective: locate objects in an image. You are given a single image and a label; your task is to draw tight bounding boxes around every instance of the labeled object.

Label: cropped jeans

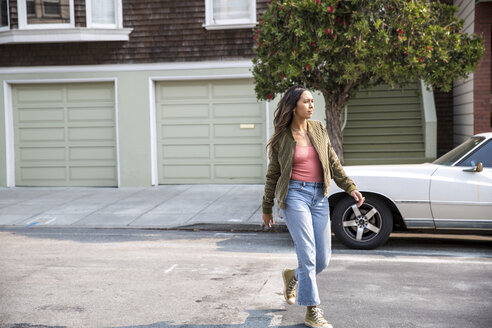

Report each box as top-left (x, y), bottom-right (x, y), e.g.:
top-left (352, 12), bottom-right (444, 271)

top-left (280, 180), bottom-right (331, 306)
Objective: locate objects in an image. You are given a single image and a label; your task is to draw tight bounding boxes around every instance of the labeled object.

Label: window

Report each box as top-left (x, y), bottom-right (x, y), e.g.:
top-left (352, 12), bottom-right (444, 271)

top-left (457, 139), bottom-right (492, 168)
top-left (0, 0), bottom-right (9, 30)
top-left (0, 0), bottom-right (131, 43)
top-left (86, 0), bottom-right (122, 28)
top-left (18, 0), bottom-right (74, 29)
top-left (204, 0), bottom-right (256, 30)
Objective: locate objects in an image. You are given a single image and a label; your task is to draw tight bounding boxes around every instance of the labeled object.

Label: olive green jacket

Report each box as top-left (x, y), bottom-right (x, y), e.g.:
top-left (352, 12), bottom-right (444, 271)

top-left (262, 120), bottom-right (357, 215)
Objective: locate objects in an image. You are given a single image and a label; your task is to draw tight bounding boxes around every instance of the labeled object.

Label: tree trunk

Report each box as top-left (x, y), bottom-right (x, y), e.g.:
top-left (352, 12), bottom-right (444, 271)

top-left (323, 93), bottom-right (345, 164)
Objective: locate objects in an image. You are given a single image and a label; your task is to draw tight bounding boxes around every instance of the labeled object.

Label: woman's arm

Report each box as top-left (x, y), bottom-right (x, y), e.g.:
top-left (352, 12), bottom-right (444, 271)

top-left (262, 145), bottom-right (281, 215)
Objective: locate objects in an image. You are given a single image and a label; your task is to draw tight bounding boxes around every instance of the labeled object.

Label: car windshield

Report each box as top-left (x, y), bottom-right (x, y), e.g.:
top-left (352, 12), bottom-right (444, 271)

top-left (432, 136), bottom-right (486, 166)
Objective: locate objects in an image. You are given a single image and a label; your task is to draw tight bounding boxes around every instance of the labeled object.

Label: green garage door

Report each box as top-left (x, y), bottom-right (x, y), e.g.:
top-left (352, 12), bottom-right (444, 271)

top-left (155, 79), bottom-right (266, 184)
top-left (12, 83), bottom-right (118, 187)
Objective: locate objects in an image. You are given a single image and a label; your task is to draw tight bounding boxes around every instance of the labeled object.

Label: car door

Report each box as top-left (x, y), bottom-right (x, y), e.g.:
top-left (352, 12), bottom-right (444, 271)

top-left (430, 139), bottom-right (492, 228)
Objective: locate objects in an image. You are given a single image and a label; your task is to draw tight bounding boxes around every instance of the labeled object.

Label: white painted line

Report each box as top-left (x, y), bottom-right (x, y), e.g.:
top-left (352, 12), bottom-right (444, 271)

top-left (44, 218), bottom-right (57, 225)
top-left (165, 264), bottom-right (178, 274)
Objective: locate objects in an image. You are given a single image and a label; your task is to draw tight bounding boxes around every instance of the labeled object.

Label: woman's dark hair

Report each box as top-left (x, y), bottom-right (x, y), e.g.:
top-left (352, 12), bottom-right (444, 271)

top-left (266, 85), bottom-right (309, 155)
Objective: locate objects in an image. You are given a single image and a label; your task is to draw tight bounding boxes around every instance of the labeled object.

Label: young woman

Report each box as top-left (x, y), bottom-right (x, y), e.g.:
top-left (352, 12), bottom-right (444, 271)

top-left (262, 85), bottom-right (364, 328)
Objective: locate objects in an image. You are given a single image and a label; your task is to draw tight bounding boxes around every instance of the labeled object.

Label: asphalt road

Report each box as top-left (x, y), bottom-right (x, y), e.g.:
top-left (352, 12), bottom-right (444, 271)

top-left (0, 228), bottom-right (491, 328)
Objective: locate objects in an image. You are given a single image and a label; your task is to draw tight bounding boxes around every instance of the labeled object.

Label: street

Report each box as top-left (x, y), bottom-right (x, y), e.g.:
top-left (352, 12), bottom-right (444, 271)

top-left (0, 228), bottom-right (491, 328)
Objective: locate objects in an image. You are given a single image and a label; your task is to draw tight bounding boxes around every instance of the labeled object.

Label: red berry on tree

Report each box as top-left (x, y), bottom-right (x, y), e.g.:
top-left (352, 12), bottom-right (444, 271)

top-left (306, 63), bottom-right (311, 70)
top-left (397, 29), bottom-right (403, 34)
top-left (267, 94), bottom-right (273, 100)
top-left (316, 0), bottom-right (320, 5)
top-left (328, 6), bottom-right (334, 12)
top-left (419, 57), bottom-right (424, 63)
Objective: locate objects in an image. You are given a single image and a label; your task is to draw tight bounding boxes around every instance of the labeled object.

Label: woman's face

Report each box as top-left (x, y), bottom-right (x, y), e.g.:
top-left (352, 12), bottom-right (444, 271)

top-left (293, 90), bottom-right (314, 120)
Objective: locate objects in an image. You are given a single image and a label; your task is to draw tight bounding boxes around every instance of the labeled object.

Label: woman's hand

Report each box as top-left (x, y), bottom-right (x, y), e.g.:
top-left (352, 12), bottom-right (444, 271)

top-left (262, 213), bottom-right (275, 228)
top-left (350, 190), bottom-right (365, 208)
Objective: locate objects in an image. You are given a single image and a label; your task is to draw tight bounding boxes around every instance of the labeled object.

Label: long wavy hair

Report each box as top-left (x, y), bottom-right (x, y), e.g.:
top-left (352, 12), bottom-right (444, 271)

top-left (266, 85), bottom-right (309, 156)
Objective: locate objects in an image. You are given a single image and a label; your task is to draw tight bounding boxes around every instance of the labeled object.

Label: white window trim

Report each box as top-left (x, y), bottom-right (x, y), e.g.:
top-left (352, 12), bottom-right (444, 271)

top-left (86, 0), bottom-right (123, 29)
top-left (203, 0), bottom-right (257, 30)
top-left (0, 0), bottom-right (10, 32)
top-left (0, 27), bottom-right (133, 44)
top-left (18, 0), bottom-right (75, 30)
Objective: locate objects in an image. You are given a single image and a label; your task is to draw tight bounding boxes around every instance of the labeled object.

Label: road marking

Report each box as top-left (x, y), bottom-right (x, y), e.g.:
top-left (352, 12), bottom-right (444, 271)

top-left (165, 264), bottom-right (178, 273)
top-left (25, 217), bottom-right (57, 228)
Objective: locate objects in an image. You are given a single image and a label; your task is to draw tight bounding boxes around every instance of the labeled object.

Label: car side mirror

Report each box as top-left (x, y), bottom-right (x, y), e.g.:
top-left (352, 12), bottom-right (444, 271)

top-left (463, 162), bottom-right (483, 173)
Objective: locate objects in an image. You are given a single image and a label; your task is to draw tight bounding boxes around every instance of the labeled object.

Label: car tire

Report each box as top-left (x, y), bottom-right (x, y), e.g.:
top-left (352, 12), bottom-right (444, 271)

top-left (332, 195), bottom-right (393, 250)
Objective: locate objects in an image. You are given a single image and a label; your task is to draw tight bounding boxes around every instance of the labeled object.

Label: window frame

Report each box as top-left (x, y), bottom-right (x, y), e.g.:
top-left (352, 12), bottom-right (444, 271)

top-left (18, 0), bottom-right (75, 30)
top-left (0, 0), bottom-right (10, 32)
top-left (86, 0), bottom-right (123, 29)
top-left (204, 0), bottom-right (257, 30)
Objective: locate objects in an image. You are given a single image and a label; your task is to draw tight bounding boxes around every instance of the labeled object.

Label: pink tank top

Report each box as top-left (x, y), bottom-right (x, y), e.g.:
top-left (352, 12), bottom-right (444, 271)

top-left (291, 144), bottom-right (324, 182)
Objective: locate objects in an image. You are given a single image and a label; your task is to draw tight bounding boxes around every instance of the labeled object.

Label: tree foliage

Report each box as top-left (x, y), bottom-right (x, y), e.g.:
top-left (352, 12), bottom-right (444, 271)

top-left (252, 0), bottom-right (484, 160)
top-left (253, 0), bottom-right (484, 99)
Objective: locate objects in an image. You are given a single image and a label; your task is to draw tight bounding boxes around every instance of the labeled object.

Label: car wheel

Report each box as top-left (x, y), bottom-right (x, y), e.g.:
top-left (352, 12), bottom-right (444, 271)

top-left (332, 195), bottom-right (393, 250)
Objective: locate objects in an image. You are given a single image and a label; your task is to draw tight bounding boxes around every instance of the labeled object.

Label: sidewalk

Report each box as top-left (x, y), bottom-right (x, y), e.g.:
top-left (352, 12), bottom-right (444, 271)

top-left (0, 185), bottom-right (285, 231)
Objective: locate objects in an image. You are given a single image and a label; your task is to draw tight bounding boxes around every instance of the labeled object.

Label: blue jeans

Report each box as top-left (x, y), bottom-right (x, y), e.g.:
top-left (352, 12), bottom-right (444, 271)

top-left (280, 180), bottom-right (331, 306)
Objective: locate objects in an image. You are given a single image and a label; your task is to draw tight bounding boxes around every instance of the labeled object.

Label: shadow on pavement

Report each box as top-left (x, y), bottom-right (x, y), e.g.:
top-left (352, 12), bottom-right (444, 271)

top-left (1, 227), bottom-right (491, 258)
top-left (1, 309), bottom-right (305, 328)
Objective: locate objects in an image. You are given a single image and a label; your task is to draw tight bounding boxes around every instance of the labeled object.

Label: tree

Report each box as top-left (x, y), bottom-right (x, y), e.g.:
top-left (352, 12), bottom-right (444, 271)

top-left (252, 0), bottom-right (484, 162)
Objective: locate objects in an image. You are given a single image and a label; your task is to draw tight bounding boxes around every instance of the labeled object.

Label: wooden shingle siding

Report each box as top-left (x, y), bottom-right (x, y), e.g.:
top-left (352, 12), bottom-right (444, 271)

top-left (0, 0), bottom-right (270, 66)
top-left (74, 0), bottom-right (86, 27)
top-left (8, 0), bottom-right (17, 29)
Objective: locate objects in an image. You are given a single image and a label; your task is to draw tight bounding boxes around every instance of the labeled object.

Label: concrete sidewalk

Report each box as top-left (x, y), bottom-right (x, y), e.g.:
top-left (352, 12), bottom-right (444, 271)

top-left (0, 185), bottom-right (282, 231)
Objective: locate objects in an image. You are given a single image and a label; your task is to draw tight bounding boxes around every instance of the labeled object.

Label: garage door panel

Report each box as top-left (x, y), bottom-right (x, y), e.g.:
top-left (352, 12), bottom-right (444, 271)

top-left (214, 144), bottom-right (263, 159)
top-left (213, 103), bottom-right (262, 118)
top-left (160, 104), bottom-right (209, 119)
top-left (69, 147), bottom-right (117, 161)
top-left (19, 128), bottom-right (65, 142)
top-left (161, 124), bottom-right (210, 139)
top-left (68, 107), bottom-right (115, 121)
top-left (158, 83), bottom-right (209, 100)
top-left (13, 83), bottom-right (117, 187)
top-left (69, 127), bottom-right (115, 141)
top-left (162, 145), bottom-right (210, 159)
top-left (215, 164), bottom-right (263, 179)
top-left (214, 124), bottom-right (263, 138)
top-left (20, 147), bottom-right (66, 161)
top-left (162, 165), bottom-right (211, 179)
top-left (69, 166), bottom-right (116, 180)
top-left (66, 85), bottom-right (114, 103)
top-left (16, 87), bottom-right (64, 104)
top-left (18, 108), bottom-right (65, 122)
top-left (21, 166), bottom-right (67, 181)
top-left (211, 81), bottom-right (256, 98)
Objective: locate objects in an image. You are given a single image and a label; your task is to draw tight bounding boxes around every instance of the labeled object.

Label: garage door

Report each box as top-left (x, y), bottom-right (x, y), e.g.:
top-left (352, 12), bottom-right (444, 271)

top-left (155, 79), bottom-right (266, 184)
top-left (12, 83), bottom-right (118, 187)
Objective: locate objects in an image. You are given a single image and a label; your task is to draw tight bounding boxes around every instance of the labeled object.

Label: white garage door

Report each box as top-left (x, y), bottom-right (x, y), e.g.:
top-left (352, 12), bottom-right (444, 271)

top-left (155, 79), bottom-right (266, 184)
top-left (12, 83), bottom-right (118, 187)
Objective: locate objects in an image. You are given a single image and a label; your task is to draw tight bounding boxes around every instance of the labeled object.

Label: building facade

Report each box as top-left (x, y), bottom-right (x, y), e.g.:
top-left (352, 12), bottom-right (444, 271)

top-left (453, 0), bottom-right (492, 145)
top-left (0, 0), bottom-right (451, 187)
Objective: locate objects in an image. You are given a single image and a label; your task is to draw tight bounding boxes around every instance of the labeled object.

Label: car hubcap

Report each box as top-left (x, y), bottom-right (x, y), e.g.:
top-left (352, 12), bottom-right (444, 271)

top-left (341, 203), bottom-right (382, 242)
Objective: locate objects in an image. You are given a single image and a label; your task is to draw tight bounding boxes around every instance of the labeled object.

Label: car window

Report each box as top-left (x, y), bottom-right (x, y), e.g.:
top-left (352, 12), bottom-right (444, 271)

top-left (457, 139), bottom-right (492, 168)
top-left (433, 137), bottom-right (485, 166)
